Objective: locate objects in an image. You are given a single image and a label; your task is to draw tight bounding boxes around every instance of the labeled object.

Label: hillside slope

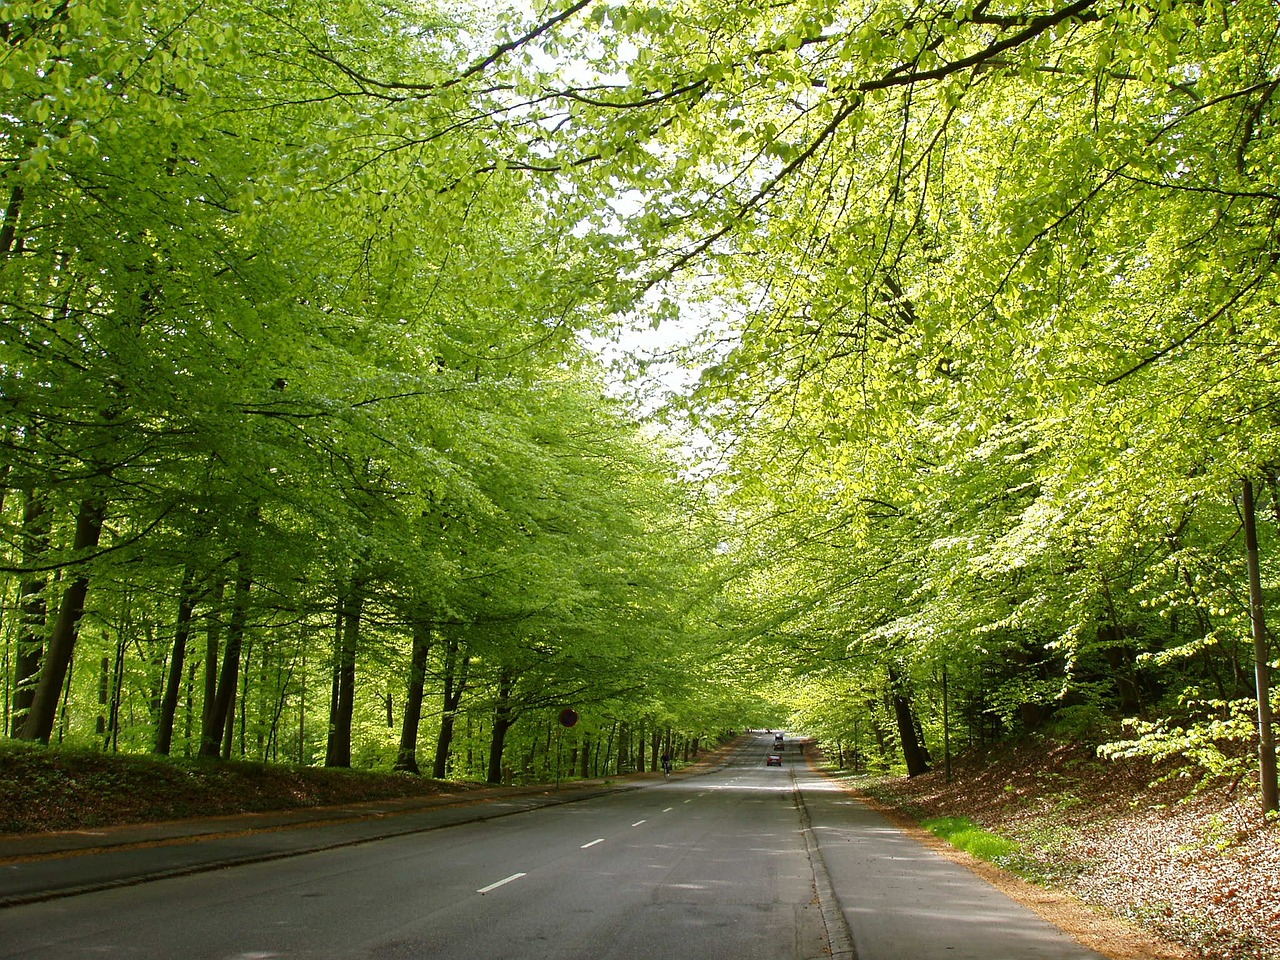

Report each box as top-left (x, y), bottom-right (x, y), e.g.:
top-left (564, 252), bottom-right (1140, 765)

top-left (857, 739), bottom-right (1280, 960)
top-left (0, 743), bottom-right (484, 835)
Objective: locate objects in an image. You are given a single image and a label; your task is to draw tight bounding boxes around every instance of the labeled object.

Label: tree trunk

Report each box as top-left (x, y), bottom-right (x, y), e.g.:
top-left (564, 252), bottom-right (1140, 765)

top-left (200, 562), bottom-right (251, 758)
top-left (1098, 623), bottom-right (1143, 715)
top-left (601, 720), bottom-right (617, 775)
top-left (888, 665), bottom-right (931, 777)
top-left (199, 579), bottom-right (225, 754)
top-left (105, 631), bottom-right (125, 751)
top-left (1242, 477), bottom-right (1279, 813)
top-left (10, 488), bottom-right (51, 736)
top-left (0, 184), bottom-right (25, 256)
top-left (431, 633), bottom-right (470, 779)
top-left (20, 498), bottom-right (107, 744)
top-left (325, 575), bottom-right (365, 768)
top-left (96, 655), bottom-right (109, 737)
top-left (394, 620), bottom-right (433, 773)
top-left (486, 668), bottom-right (516, 784)
top-left (155, 566), bottom-right (199, 754)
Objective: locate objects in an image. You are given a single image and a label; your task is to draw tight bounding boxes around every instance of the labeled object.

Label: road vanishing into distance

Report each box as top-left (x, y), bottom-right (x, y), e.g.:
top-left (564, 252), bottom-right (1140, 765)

top-left (1, 734), bottom-right (1112, 960)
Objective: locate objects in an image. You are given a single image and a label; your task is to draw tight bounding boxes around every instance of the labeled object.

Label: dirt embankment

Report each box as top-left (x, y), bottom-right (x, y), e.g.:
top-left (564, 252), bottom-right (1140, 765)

top-left (848, 740), bottom-right (1280, 960)
top-left (0, 745), bottom-right (480, 835)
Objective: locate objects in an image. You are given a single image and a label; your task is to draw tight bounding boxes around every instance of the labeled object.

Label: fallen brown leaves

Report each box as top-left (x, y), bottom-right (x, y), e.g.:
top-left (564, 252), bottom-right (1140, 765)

top-left (854, 739), bottom-right (1280, 960)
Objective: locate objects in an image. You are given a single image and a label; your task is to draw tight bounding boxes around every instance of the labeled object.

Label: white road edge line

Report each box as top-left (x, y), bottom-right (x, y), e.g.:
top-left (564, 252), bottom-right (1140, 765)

top-left (477, 872), bottom-right (526, 894)
top-left (632, 820), bottom-right (647, 826)
top-left (581, 838), bottom-right (605, 849)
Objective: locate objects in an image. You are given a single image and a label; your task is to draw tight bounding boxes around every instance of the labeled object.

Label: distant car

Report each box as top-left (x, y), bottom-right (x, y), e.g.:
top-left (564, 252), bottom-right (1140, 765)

top-left (766, 753), bottom-right (783, 766)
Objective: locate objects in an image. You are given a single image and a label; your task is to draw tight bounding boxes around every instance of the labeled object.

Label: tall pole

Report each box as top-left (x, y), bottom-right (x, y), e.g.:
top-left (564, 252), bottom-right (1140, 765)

top-left (555, 726), bottom-right (563, 792)
top-left (1242, 478), bottom-right (1278, 813)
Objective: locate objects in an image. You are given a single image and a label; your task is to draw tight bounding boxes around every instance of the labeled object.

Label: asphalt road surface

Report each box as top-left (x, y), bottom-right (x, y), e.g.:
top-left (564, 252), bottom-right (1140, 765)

top-left (0, 734), bottom-right (1111, 960)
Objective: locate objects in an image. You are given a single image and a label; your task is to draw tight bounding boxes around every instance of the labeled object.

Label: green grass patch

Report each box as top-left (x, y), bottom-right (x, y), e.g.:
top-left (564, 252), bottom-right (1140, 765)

top-left (921, 815), bottom-right (1020, 863)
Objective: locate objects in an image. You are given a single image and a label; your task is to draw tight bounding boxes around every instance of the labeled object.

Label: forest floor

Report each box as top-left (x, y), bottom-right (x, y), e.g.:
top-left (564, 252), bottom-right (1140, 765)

top-left (0, 741), bottom-right (494, 834)
top-left (851, 738), bottom-right (1280, 960)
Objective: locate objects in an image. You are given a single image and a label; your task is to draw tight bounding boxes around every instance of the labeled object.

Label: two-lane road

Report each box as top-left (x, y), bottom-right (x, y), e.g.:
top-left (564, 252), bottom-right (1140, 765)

top-left (1, 737), bottom-right (826, 960)
top-left (1, 735), bottom-right (1113, 959)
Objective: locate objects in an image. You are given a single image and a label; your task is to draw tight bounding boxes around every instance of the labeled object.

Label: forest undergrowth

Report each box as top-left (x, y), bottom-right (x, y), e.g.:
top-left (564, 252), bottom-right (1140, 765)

top-left (0, 742), bottom-right (487, 834)
top-left (857, 738), bottom-right (1280, 960)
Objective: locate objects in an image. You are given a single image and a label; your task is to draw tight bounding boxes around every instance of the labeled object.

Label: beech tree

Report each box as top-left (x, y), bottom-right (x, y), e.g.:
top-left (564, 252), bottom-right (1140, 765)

top-left (0, 0), bottom-right (736, 768)
top-left (487, 0), bottom-right (1280, 791)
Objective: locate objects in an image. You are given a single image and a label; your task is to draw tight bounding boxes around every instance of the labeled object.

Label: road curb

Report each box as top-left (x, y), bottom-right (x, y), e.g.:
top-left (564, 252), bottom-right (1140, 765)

top-left (791, 766), bottom-right (858, 960)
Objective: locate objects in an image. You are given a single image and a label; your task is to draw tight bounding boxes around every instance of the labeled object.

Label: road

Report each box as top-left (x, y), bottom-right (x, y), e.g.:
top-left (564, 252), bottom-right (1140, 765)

top-left (0, 734), bottom-right (1111, 960)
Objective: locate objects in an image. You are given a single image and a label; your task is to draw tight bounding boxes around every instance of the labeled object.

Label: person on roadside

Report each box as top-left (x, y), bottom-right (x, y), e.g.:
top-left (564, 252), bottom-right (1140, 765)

top-left (661, 752), bottom-right (673, 777)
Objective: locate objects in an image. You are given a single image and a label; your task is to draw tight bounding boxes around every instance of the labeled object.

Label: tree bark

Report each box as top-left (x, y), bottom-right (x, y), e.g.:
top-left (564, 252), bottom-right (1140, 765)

top-left (431, 633), bottom-right (469, 779)
top-left (199, 579), bottom-right (225, 754)
top-left (20, 498), bottom-right (106, 744)
top-left (10, 488), bottom-right (50, 736)
top-left (0, 184), bottom-right (25, 256)
top-left (1242, 477), bottom-right (1279, 813)
top-left (888, 665), bottom-right (931, 777)
top-left (394, 619), bottom-right (433, 773)
top-left (486, 668), bottom-right (516, 784)
top-left (325, 575), bottom-right (365, 768)
top-left (155, 566), bottom-right (199, 754)
top-left (200, 562), bottom-right (251, 758)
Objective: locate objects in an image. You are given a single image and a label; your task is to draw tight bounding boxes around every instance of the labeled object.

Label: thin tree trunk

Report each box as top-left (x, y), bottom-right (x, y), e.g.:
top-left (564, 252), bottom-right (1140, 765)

top-left (486, 668), bottom-right (516, 784)
top-left (10, 489), bottom-right (50, 736)
top-left (0, 184), bottom-right (25, 256)
top-left (237, 633), bottom-right (253, 757)
top-left (96, 655), bottom-right (109, 737)
top-left (431, 634), bottom-right (470, 779)
top-left (325, 576), bottom-right (365, 768)
top-left (106, 631), bottom-right (125, 752)
top-left (20, 498), bottom-right (106, 743)
top-left (155, 566), bottom-right (199, 754)
top-left (601, 720), bottom-right (617, 775)
top-left (199, 580), bottom-right (225, 754)
top-left (394, 620), bottom-right (433, 774)
top-left (200, 562), bottom-right (251, 758)
top-left (1242, 477), bottom-right (1279, 813)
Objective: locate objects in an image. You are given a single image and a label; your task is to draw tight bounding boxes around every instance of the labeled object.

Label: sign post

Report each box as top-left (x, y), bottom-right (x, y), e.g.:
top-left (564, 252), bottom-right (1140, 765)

top-left (556, 708), bottom-right (578, 791)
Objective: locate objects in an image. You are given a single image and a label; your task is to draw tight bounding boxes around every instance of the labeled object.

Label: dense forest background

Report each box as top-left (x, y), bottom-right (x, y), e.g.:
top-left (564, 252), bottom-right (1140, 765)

top-left (2, 0), bottom-right (1278, 805)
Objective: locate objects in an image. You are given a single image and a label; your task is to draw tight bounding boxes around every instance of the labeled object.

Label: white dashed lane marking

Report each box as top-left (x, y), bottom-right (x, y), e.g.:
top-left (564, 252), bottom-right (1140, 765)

top-left (477, 873), bottom-right (526, 894)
